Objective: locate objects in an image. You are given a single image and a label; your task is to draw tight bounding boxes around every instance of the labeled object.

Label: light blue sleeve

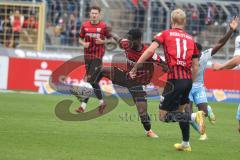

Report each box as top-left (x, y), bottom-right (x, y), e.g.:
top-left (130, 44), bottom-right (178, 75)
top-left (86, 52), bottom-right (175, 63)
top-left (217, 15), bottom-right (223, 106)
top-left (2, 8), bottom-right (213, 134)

top-left (198, 48), bottom-right (213, 71)
top-left (237, 104), bottom-right (240, 120)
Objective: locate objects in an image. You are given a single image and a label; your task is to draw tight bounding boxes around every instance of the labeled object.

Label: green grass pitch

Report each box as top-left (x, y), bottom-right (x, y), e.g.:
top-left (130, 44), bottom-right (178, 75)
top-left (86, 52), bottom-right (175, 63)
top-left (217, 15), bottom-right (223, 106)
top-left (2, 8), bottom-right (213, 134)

top-left (0, 92), bottom-right (239, 160)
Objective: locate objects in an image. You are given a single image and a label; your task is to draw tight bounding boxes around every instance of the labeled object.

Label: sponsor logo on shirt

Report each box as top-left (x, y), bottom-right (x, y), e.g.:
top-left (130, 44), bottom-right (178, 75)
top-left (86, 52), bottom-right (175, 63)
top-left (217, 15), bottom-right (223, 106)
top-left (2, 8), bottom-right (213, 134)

top-left (97, 28), bottom-right (102, 32)
top-left (170, 32), bottom-right (193, 40)
top-left (86, 33), bottom-right (101, 38)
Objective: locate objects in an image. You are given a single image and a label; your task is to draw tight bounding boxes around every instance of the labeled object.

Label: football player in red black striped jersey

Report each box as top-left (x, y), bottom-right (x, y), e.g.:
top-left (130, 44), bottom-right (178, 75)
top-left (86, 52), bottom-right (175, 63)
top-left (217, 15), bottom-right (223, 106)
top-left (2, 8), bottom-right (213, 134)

top-left (96, 28), bottom-right (167, 138)
top-left (130, 9), bottom-right (205, 151)
top-left (75, 6), bottom-right (112, 113)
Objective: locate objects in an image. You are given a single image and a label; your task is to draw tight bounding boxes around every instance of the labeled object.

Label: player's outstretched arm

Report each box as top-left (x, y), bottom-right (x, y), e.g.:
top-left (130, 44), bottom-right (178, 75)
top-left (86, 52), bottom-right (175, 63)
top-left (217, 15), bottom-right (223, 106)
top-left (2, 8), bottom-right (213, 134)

top-left (136, 42), bottom-right (159, 64)
top-left (129, 41), bottom-right (159, 78)
top-left (212, 55), bottom-right (240, 70)
top-left (211, 16), bottom-right (239, 56)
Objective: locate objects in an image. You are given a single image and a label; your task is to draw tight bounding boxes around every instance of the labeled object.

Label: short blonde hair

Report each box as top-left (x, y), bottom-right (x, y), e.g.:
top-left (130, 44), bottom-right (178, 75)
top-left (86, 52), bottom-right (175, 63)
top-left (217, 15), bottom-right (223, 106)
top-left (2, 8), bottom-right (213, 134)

top-left (171, 9), bottom-right (186, 25)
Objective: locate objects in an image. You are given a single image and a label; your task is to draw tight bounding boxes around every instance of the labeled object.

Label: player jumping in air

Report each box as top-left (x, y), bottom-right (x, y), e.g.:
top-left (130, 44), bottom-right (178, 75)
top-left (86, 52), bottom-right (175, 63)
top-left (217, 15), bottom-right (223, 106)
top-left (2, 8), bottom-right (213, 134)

top-left (130, 9), bottom-right (204, 152)
top-left (212, 21), bottom-right (240, 133)
top-left (96, 28), bottom-right (167, 138)
top-left (74, 6), bottom-right (112, 113)
top-left (188, 17), bottom-right (239, 140)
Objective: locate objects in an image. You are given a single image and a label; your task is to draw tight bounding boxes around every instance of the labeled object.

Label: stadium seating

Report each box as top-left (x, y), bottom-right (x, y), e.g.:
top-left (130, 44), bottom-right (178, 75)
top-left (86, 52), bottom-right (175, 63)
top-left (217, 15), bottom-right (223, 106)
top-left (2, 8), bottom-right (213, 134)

top-left (1, 0), bottom-right (239, 58)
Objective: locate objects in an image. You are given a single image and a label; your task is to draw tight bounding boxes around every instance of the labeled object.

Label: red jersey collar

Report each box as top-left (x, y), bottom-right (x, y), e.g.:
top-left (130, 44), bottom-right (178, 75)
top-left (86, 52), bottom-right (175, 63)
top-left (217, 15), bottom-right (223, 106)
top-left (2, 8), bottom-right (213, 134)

top-left (89, 20), bottom-right (100, 25)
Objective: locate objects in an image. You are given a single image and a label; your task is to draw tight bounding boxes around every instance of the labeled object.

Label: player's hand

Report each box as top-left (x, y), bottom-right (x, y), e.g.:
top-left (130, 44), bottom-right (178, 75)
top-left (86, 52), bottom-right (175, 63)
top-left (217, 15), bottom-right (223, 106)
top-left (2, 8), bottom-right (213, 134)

top-left (229, 16), bottom-right (239, 31)
top-left (129, 67), bottom-right (137, 79)
top-left (83, 42), bottom-right (90, 48)
top-left (95, 38), bottom-right (105, 45)
top-left (212, 63), bottom-right (223, 71)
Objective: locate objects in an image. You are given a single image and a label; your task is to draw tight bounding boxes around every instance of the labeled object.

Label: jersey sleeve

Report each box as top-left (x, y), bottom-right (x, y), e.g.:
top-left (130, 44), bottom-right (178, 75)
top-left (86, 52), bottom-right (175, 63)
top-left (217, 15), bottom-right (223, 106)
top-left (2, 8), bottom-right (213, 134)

top-left (202, 48), bottom-right (213, 61)
top-left (153, 32), bottom-right (164, 46)
top-left (192, 43), bottom-right (200, 59)
top-left (199, 48), bottom-right (213, 67)
top-left (79, 25), bottom-right (85, 39)
top-left (234, 36), bottom-right (240, 56)
top-left (151, 53), bottom-right (163, 63)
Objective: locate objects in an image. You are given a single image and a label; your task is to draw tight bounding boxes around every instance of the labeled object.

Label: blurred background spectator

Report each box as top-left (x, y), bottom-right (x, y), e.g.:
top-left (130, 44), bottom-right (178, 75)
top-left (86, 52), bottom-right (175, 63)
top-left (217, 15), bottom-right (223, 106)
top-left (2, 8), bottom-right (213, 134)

top-left (67, 13), bottom-right (81, 46)
top-left (10, 9), bottom-right (24, 47)
top-left (22, 12), bottom-right (39, 45)
top-left (1, 0), bottom-right (240, 58)
top-left (186, 3), bottom-right (199, 36)
top-left (132, 0), bottom-right (148, 30)
top-left (0, 17), bottom-right (13, 48)
top-left (205, 3), bottom-right (218, 25)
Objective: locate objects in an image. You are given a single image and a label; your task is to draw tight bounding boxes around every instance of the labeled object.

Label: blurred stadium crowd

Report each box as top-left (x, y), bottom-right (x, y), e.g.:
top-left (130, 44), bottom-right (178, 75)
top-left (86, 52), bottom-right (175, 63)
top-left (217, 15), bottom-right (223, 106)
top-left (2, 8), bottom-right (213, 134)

top-left (0, 0), bottom-right (239, 58)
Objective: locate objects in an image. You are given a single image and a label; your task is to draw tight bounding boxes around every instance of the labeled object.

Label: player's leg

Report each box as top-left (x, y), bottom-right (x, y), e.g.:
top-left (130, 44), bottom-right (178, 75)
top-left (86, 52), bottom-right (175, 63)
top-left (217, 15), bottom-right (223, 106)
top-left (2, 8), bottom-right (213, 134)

top-left (188, 87), bottom-right (207, 140)
top-left (159, 80), bottom-right (199, 125)
top-left (73, 59), bottom-right (92, 112)
top-left (187, 102), bottom-right (200, 134)
top-left (94, 66), bottom-right (136, 114)
top-left (175, 103), bottom-right (191, 151)
top-left (129, 85), bottom-right (158, 138)
top-left (174, 102), bottom-right (205, 150)
top-left (187, 89), bottom-right (201, 133)
top-left (175, 81), bottom-right (200, 152)
top-left (197, 104), bottom-right (210, 141)
top-left (197, 103), bottom-right (208, 116)
top-left (160, 79), bottom-right (205, 151)
top-left (191, 87), bottom-right (214, 140)
top-left (197, 103), bottom-right (216, 125)
top-left (86, 58), bottom-right (104, 100)
top-left (75, 59), bottom-right (105, 113)
top-left (159, 80), bottom-right (192, 150)
top-left (195, 87), bottom-right (216, 124)
top-left (101, 66), bottom-right (137, 106)
top-left (189, 87), bottom-right (216, 139)
top-left (100, 66), bottom-right (127, 86)
top-left (101, 66), bottom-right (158, 137)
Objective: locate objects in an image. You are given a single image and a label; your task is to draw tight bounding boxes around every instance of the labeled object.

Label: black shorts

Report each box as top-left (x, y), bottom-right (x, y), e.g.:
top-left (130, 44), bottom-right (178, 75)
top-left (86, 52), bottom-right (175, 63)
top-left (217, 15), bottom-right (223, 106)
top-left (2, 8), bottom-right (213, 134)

top-left (160, 79), bottom-right (192, 111)
top-left (102, 66), bottom-right (147, 102)
top-left (85, 58), bottom-right (102, 83)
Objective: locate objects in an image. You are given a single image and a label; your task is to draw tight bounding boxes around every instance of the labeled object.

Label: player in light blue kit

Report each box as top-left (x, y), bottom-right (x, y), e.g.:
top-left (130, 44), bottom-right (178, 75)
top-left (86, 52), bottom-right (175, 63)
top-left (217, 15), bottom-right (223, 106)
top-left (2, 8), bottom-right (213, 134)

top-left (212, 19), bottom-right (240, 133)
top-left (188, 17), bottom-right (239, 140)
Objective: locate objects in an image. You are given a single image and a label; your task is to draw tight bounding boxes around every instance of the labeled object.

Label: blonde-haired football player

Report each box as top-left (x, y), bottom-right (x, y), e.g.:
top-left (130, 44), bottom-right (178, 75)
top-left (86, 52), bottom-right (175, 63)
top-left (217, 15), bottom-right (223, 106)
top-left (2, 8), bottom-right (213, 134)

top-left (130, 8), bottom-right (203, 152)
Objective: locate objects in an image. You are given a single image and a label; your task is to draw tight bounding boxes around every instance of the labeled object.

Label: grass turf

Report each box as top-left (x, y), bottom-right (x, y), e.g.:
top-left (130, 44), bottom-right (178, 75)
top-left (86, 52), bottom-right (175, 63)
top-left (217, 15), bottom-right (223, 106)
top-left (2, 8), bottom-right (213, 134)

top-left (0, 92), bottom-right (239, 160)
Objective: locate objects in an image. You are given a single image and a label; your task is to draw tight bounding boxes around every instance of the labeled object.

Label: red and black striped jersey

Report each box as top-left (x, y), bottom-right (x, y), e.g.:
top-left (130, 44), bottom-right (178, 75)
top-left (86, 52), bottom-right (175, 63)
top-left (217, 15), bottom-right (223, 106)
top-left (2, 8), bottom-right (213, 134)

top-left (119, 39), bottom-right (162, 63)
top-left (119, 39), bottom-right (163, 85)
top-left (154, 28), bottom-right (199, 80)
top-left (79, 20), bottom-right (111, 60)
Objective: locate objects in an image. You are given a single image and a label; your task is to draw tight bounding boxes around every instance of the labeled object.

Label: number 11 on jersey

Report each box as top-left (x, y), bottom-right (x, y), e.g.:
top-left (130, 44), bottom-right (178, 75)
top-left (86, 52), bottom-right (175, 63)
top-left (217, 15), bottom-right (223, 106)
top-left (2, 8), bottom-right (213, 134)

top-left (176, 38), bottom-right (187, 60)
top-left (176, 38), bottom-right (187, 66)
